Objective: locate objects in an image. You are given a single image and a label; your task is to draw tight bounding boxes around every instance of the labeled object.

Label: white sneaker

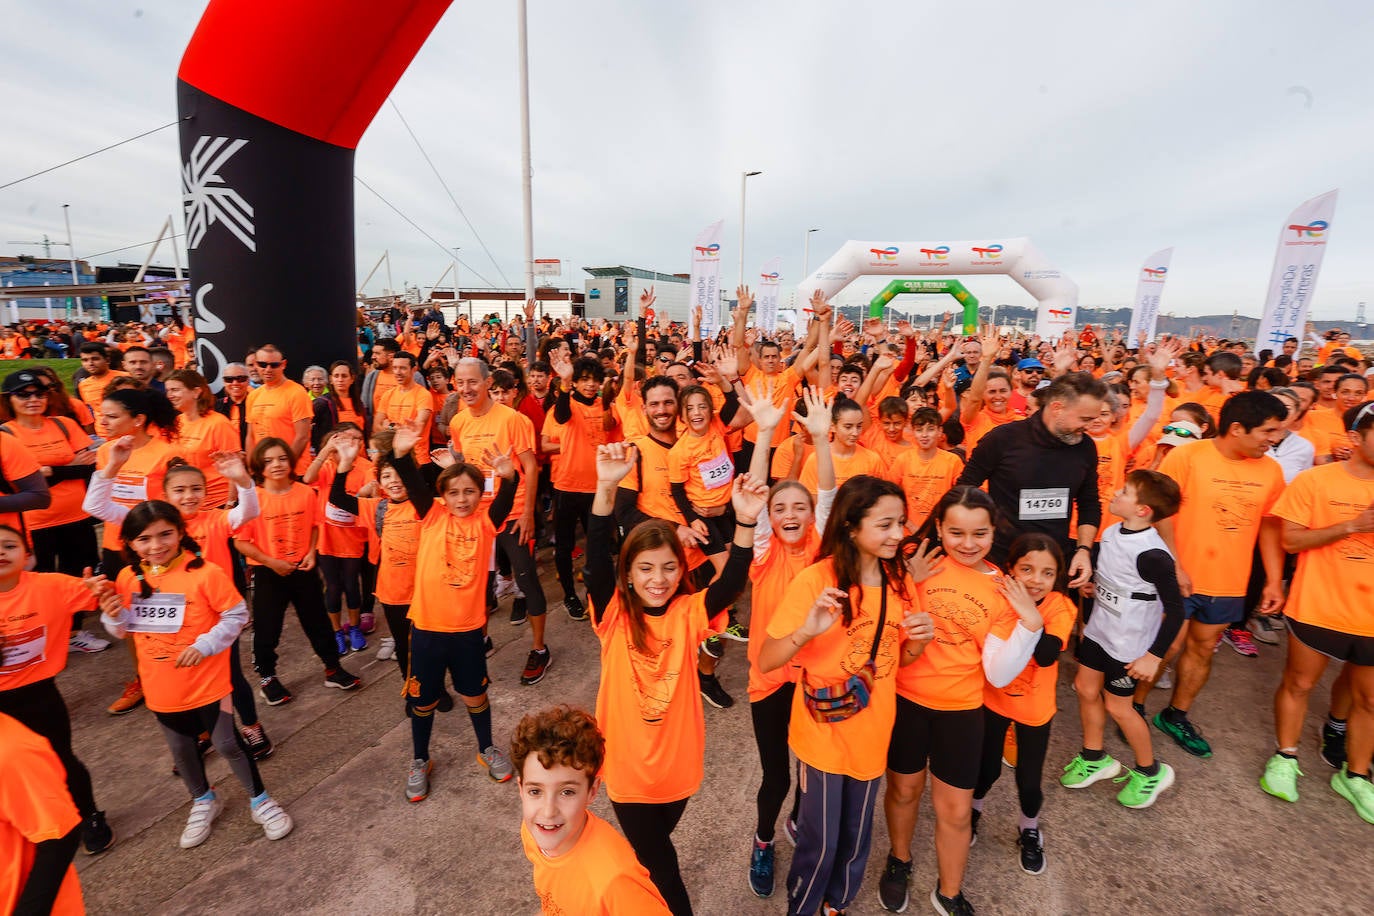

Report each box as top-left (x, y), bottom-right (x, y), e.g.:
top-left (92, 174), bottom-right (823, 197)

top-left (376, 636), bottom-right (396, 661)
top-left (179, 795), bottom-right (223, 848)
top-left (250, 797), bottom-right (293, 840)
top-left (494, 575), bottom-right (517, 599)
top-left (69, 630), bottom-right (111, 653)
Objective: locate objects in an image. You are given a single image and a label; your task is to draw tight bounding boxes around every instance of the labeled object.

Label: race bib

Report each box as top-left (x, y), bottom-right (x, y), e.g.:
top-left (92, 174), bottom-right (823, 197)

top-left (126, 594), bottom-right (187, 634)
top-left (484, 471), bottom-right (495, 496)
top-left (0, 625), bottom-right (46, 675)
top-left (324, 502), bottom-right (358, 526)
top-left (1019, 487), bottom-right (1069, 520)
top-left (698, 450), bottom-right (734, 491)
top-left (1094, 578), bottom-right (1124, 617)
top-left (112, 478), bottom-right (149, 502)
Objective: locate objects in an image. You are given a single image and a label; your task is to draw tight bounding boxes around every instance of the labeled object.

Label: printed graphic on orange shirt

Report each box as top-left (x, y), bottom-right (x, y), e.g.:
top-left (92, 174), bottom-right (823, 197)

top-left (537, 891), bottom-right (567, 916)
top-left (1003, 668), bottom-right (1034, 699)
top-left (628, 636), bottom-right (679, 725)
top-left (839, 617), bottom-right (899, 679)
top-left (1211, 494), bottom-right (1258, 532)
top-left (441, 526), bottom-right (481, 588)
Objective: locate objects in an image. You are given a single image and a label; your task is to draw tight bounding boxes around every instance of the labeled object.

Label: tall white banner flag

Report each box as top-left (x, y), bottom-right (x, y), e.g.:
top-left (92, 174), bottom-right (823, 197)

top-left (1254, 190), bottom-right (1338, 356)
top-left (1126, 248), bottom-right (1174, 343)
top-left (690, 220), bottom-right (725, 341)
top-left (757, 257), bottom-right (783, 333)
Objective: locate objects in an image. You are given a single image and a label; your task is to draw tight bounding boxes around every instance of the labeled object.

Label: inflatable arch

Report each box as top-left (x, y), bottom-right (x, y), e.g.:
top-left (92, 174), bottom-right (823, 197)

top-left (177, 0), bottom-right (453, 385)
top-left (798, 238), bottom-right (1078, 339)
top-left (868, 279), bottom-right (979, 329)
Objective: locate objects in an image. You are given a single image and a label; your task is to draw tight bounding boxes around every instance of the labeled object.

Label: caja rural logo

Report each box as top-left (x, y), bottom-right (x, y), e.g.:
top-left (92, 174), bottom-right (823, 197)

top-left (918, 245), bottom-right (950, 260)
top-left (1288, 220), bottom-right (1327, 239)
top-left (694, 243), bottom-right (721, 257)
top-left (869, 246), bottom-right (900, 261)
top-left (971, 244), bottom-right (1003, 259)
top-left (1142, 266), bottom-right (1168, 280)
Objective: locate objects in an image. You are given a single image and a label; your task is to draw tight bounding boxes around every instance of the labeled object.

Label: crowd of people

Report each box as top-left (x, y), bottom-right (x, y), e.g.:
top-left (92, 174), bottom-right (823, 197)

top-left (1, 294), bottom-right (1371, 915)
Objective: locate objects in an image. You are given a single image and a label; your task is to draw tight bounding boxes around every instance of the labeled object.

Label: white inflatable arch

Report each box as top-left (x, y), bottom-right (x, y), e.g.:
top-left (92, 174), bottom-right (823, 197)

top-left (797, 237), bottom-right (1078, 338)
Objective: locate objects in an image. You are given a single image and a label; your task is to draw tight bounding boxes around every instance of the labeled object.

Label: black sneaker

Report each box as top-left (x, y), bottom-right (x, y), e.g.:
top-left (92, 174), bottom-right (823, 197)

top-left (699, 672), bottom-right (734, 709)
top-left (564, 595), bottom-right (587, 621)
top-left (701, 636), bottom-right (724, 660)
top-left (877, 854), bottom-right (912, 912)
top-left (324, 667), bottom-right (361, 691)
top-left (510, 597), bottom-right (528, 626)
top-left (521, 648), bottom-right (552, 686)
top-left (240, 722), bottom-right (274, 761)
top-left (1017, 827), bottom-right (1046, 875)
top-left (258, 676), bottom-right (293, 706)
top-left (931, 887), bottom-right (976, 916)
top-left (484, 635), bottom-right (496, 658)
top-left (82, 810), bottom-right (115, 855)
top-left (1321, 722), bottom-right (1347, 769)
top-left (969, 809), bottom-right (980, 847)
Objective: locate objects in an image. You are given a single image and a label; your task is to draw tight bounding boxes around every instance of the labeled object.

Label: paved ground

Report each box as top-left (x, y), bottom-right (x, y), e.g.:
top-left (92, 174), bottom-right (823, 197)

top-left (62, 552), bottom-right (1368, 915)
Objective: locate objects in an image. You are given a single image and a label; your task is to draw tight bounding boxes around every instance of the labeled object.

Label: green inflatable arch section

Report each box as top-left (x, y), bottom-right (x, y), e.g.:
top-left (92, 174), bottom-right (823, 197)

top-left (868, 279), bottom-right (980, 335)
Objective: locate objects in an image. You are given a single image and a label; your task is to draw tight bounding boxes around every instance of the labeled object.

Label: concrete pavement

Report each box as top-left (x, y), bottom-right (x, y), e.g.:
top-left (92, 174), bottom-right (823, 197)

top-left (62, 557), bottom-right (1368, 915)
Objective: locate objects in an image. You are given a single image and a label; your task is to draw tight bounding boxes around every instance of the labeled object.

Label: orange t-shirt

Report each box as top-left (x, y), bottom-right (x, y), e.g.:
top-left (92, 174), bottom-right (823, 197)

top-left (767, 560), bottom-right (906, 780)
top-left (113, 557), bottom-right (243, 713)
top-left (79, 373), bottom-right (127, 435)
top-left (1158, 440), bottom-right (1285, 597)
top-left (1194, 386), bottom-right (1230, 425)
top-left (667, 420), bottom-right (734, 509)
top-left (245, 380), bottom-right (312, 472)
top-left (616, 387), bottom-right (647, 443)
top-left (552, 396), bottom-right (618, 493)
top-left (186, 508), bottom-right (237, 578)
top-left (1293, 416), bottom-right (1331, 462)
top-left (799, 444), bottom-right (883, 497)
top-left (234, 483), bottom-right (318, 566)
top-left (521, 812), bottom-right (670, 916)
top-left (962, 407), bottom-right (1023, 454)
top-left (1271, 462), bottom-right (1374, 636)
top-left (1072, 432), bottom-right (1126, 541)
top-left (616, 436), bottom-right (707, 571)
top-left (593, 590), bottom-right (716, 803)
top-left (176, 411), bottom-right (241, 509)
top-left (2, 418), bottom-right (92, 529)
top-left (860, 425), bottom-right (913, 471)
top-left (354, 497), bottom-right (424, 605)
top-left (770, 437), bottom-right (802, 481)
top-left (0, 573), bottom-right (96, 691)
top-left (1307, 405), bottom-right (1345, 443)
top-left (314, 459), bottom-right (373, 559)
top-left (0, 713), bottom-right (84, 916)
top-left (163, 327), bottom-right (194, 368)
top-left (747, 526), bottom-right (821, 702)
top-left (983, 590), bottom-right (1076, 726)
top-left (94, 437), bottom-right (181, 551)
top-left (885, 449), bottom-right (964, 532)
top-left (370, 370), bottom-right (399, 417)
top-left (0, 435), bottom-right (41, 537)
top-left (407, 505), bottom-right (498, 633)
top-left (901, 560), bottom-right (1020, 711)
top-left (741, 365), bottom-right (802, 444)
top-left (448, 403), bottom-right (535, 521)
top-left (379, 383), bottom-right (433, 463)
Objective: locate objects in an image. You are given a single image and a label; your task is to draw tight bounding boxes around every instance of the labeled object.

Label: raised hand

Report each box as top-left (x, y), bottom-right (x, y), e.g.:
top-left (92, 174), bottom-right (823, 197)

top-left (732, 472), bottom-right (769, 524)
top-left (896, 319), bottom-right (917, 339)
top-left (715, 348), bottom-right (740, 382)
top-left (808, 290), bottom-right (831, 320)
top-left (392, 418), bottom-right (422, 457)
top-left (741, 380), bottom-right (785, 430)
top-left (832, 316), bottom-right (855, 341)
top-left (797, 587), bottom-right (847, 640)
top-left (794, 386), bottom-right (834, 441)
top-left (482, 444), bottom-right (516, 480)
top-left (551, 349), bottom-right (574, 383)
top-left (522, 298), bottom-right (537, 321)
top-left (735, 285), bottom-right (755, 313)
top-left (211, 450), bottom-right (254, 487)
top-left (595, 441), bottom-right (639, 486)
top-left (639, 285), bottom-right (657, 318)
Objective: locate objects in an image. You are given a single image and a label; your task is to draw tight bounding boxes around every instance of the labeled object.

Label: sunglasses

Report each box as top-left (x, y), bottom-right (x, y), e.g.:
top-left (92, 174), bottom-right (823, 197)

top-left (1351, 402), bottom-right (1374, 432)
top-left (257, 361), bottom-right (284, 369)
top-left (222, 375), bottom-right (250, 383)
top-left (13, 388), bottom-right (48, 399)
top-left (656, 355), bottom-right (671, 363)
top-left (1160, 424), bottom-right (1198, 439)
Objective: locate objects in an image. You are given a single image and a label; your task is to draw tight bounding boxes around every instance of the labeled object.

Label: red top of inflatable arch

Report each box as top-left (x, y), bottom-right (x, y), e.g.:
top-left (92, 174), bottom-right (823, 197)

top-left (178, 0), bottom-right (452, 149)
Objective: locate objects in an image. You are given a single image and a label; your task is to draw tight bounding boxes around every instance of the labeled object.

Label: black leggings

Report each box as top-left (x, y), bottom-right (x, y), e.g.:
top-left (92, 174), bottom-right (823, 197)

top-left (553, 490), bottom-right (595, 598)
top-left (31, 519), bottom-right (100, 578)
top-left (612, 798), bottom-right (692, 916)
top-left (228, 638), bottom-right (259, 726)
top-left (750, 682), bottom-right (800, 842)
top-left (973, 708), bottom-right (1052, 819)
top-left (497, 524), bottom-right (547, 615)
top-left (250, 567), bottom-right (341, 677)
top-left (382, 602), bottom-right (411, 676)
top-left (0, 678), bottom-right (99, 818)
top-left (318, 554), bottom-right (363, 615)
top-left (360, 558), bottom-right (378, 616)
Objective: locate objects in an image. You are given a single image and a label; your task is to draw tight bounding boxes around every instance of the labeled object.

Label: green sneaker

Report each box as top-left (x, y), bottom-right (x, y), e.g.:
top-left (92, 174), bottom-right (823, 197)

top-left (721, 621), bottom-right (750, 642)
top-left (1115, 763), bottom-right (1175, 809)
top-left (1330, 766), bottom-right (1374, 824)
top-left (1060, 753), bottom-right (1121, 788)
top-left (1153, 711), bottom-right (1213, 758)
top-left (1260, 754), bottom-right (1302, 802)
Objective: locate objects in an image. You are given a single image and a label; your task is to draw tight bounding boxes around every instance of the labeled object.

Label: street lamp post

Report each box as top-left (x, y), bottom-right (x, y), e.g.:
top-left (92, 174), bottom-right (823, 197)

top-left (802, 227), bottom-right (819, 278)
top-left (738, 170), bottom-right (761, 290)
top-left (62, 204), bottom-right (81, 318)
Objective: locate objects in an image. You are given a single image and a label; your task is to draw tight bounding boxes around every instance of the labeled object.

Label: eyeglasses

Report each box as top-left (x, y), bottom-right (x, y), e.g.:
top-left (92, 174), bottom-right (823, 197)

top-left (13, 389), bottom-right (48, 399)
top-left (1160, 424), bottom-right (1198, 439)
top-left (222, 375), bottom-right (250, 383)
top-left (257, 361), bottom-right (284, 369)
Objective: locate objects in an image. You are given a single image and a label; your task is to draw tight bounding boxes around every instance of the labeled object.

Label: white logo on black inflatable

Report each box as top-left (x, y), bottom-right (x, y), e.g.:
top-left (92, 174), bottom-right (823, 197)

top-left (182, 137), bottom-right (256, 252)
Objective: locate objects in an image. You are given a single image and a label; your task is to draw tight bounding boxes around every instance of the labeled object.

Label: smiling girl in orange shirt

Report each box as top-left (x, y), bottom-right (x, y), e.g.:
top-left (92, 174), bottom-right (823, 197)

top-left (588, 442), bottom-right (763, 916)
top-left (882, 486), bottom-right (1045, 916)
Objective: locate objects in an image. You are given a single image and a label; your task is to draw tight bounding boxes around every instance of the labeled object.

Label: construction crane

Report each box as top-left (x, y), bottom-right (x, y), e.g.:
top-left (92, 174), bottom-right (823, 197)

top-left (7, 235), bottom-right (70, 259)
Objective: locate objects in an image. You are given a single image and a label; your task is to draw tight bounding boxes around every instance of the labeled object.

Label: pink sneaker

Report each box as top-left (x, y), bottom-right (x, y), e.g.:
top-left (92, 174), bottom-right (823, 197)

top-left (359, 613), bottom-right (376, 634)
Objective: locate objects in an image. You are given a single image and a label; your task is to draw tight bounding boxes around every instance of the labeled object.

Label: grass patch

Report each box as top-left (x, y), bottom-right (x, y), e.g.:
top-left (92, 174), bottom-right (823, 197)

top-left (0, 359), bottom-right (82, 391)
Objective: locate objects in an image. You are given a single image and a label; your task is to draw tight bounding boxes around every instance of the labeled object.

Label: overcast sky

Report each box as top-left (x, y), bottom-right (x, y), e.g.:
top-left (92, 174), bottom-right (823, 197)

top-left (4, 1), bottom-right (1374, 321)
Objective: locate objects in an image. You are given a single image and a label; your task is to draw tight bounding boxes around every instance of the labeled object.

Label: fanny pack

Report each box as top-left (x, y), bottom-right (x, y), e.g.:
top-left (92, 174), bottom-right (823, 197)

top-left (801, 575), bottom-right (887, 724)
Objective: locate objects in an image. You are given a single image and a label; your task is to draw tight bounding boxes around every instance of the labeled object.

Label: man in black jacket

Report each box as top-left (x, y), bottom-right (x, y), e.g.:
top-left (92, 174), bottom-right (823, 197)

top-left (957, 371), bottom-right (1108, 586)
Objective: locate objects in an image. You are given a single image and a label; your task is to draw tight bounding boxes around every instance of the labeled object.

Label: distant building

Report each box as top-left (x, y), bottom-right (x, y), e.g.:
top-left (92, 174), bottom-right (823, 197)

top-left (583, 266), bottom-right (691, 325)
top-left (0, 255), bottom-right (99, 320)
